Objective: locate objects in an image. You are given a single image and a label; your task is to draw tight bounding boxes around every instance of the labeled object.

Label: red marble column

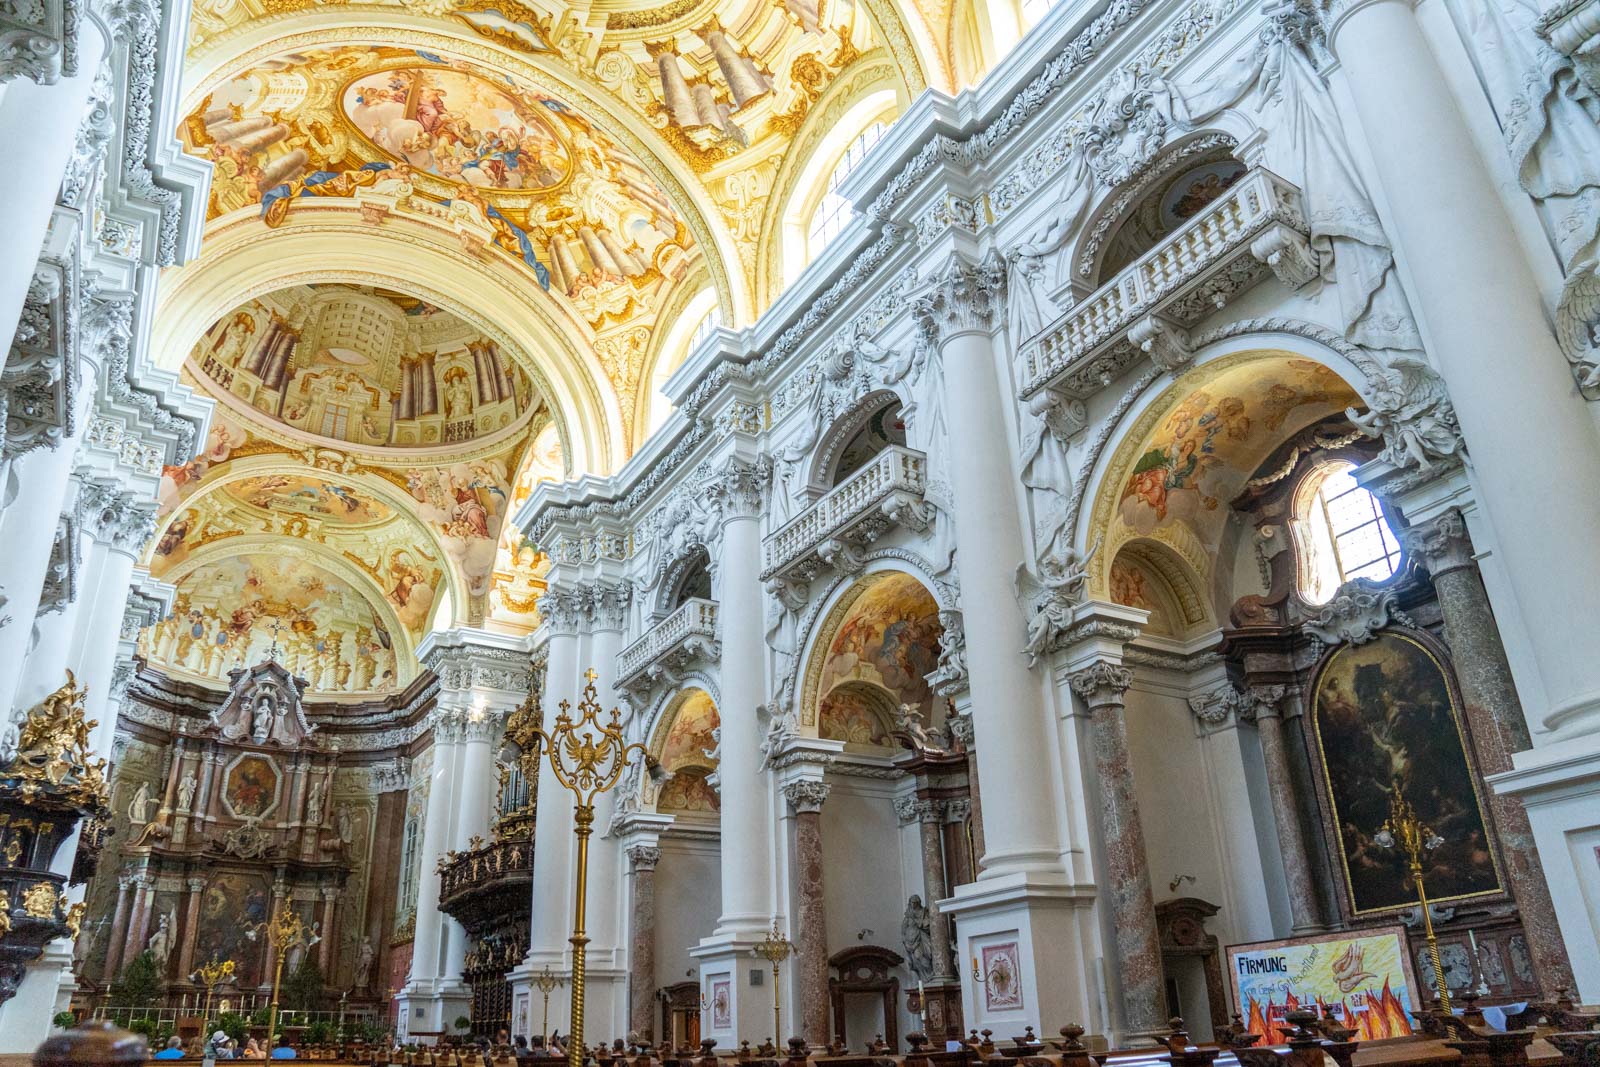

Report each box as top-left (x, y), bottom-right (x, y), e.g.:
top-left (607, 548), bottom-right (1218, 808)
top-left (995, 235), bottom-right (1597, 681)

top-left (125, 876), bottom-right (154, 960)
top-left (1238, 687), bottom-right (1322, 933)
top-left (1404, 509), bottom-right (1576, 992)
top-left (102, 872), bottom-right (135, 978)
top-left (176, 876), bottom-right (205, 980)
top-left (627, 844), bottom-right (661, 1040)
top-left (906, 799), bottom-right (954, 980)
top-left (783, 780), bottom-right (830, 1047)
top-left (319, 888), bottom-right (338, 972)
top-left (1068, 661), bottom-right (1163, 1038)
top-left (946, 715), bottom-right (986, 873)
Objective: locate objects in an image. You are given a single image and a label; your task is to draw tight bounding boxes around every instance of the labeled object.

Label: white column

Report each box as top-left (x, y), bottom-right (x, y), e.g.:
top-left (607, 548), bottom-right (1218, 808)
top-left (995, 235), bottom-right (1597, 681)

top-left (581, 581), bottom-right (632, 1039)
top-left (0, 400), bottom-right (89, 716)
top-left (400, 708), bottom-right (463, 1033)
top-left (919, 257), bottom-right (1064, 876)
top-left (1325, 0), bottom-right (1600, 745)
top-left (0, 21), bottom-right (107, 347)
top-left (691, 454), bottom-right (775, 1044)
top-left (916, 253), bottom-right (1100, 1037)
top-left (511, 593), bottom-right (585, 1037)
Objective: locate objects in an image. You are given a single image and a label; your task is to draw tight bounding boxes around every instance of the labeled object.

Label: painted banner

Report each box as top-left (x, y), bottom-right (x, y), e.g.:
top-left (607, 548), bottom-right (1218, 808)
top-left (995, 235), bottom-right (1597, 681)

top-left (1226, 927), bottom-right (1420, 1044)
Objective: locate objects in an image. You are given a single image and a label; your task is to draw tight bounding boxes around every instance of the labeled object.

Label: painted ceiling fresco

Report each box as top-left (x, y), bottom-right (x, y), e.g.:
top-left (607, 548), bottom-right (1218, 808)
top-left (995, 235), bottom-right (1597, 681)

top-left (658, 689), bottom-right (720, 773)
top-left (222, 474), bottom-right (395, 525)
top-left (815, 570), bottom-right (942, 723)
top-left (138, 554), bottom-right (407, 695)
top-left (193, 284), bottom-right (535, 450)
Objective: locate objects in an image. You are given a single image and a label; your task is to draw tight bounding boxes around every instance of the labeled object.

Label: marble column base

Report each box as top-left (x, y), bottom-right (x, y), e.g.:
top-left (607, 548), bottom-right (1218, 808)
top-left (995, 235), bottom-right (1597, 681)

top-left (394, 978), bottom-right (471, 1042)
top-left (938, 871), bottom-right (1102, 1042)
top-left (1490, 733), bottom-right (1600, 1002)
top-left (691, 936), bottom-right (778, 1045)
top-left (0, 942), bottom-right (74, 1054)
top-left (504, 956), bottom-right (629, 1045)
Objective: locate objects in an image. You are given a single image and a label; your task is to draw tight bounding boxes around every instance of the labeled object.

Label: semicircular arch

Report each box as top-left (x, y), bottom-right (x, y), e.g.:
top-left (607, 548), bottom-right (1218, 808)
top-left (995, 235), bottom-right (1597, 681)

top-left (156, 218), bottom-right (617, 475)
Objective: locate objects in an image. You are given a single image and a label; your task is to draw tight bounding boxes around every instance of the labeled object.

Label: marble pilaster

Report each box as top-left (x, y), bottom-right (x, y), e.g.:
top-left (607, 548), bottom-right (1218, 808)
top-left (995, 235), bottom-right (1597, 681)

top-left (1236, 686), bottom-right (1323, 933)
top-left (945, 713), bottom-right (985, 875)
top-left (1405, 510), bottom-right (1575, 991)
top-left (176, 877), bottom-right (204, 981)
top-left (783, 778), bottom-right (831, 1047)
top-left (102, 873), bottom-right (135, 979)
top-left (627, 844), bottom-right (662, 1041)
top-left (1067, 661), bottom-right (1163, 1038)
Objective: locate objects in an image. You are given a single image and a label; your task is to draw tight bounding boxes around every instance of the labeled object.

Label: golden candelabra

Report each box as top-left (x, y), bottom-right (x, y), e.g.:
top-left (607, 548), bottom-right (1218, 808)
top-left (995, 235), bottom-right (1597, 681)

top-left (752, 920), bottom-right (792, 1044)
top-left (246, 906), bottom-right (320, 1043)
top-left (535, 965), bottom-right (563, 1039)
top-left (518, 668), bottom-right (655, 1067)
top-left (192, 955), bottom-right (236, 1042)
top-left (1374, 781), bottom-right (1450, 1013)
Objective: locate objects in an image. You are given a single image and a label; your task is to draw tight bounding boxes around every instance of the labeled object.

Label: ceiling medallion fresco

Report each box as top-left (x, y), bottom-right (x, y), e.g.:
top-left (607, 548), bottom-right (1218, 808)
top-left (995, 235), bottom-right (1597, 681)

top-left (222, 473), bottom-right (395, 525)
top-left (183, 46), bottom-right (694, 306)
top-left (193, 283), bottom-right (535, 451)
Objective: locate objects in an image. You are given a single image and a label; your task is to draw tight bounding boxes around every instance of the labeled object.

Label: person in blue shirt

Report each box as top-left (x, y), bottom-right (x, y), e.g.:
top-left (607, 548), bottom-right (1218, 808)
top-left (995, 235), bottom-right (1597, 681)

top-left (154, 1036), bottom-right (186, 1059)
top-left (269, 1035), bottom-right (297, 1060)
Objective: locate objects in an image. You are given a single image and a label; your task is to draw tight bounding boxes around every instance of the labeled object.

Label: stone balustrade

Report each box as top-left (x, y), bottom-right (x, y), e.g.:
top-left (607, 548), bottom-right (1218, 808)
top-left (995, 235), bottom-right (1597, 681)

top-left (761, 445), bottom-right (933, 581)
top-left (1019, 167), bottom-right (1317, 401)
top-left (615, 597), bottom-right (720, 693)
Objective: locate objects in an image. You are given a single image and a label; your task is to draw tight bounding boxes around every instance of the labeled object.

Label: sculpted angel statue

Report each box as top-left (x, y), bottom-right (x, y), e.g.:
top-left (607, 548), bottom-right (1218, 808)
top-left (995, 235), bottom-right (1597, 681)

top-left (895, 703), bottom-right (948, 755)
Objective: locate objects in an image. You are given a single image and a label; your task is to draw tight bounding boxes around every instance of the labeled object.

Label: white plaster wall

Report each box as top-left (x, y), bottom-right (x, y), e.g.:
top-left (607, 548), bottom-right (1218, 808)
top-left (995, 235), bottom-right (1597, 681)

top-left (656, 836), bottom-right (723, 990)
top-left (819, 780), bottom-right (920, 1046)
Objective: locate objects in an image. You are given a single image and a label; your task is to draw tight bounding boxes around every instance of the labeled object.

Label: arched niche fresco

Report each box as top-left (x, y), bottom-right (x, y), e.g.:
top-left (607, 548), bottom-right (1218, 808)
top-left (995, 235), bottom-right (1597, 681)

top-left (801, 570), bottom-right (943, 732)
top-left (651, 689), bottom-right (722, 815)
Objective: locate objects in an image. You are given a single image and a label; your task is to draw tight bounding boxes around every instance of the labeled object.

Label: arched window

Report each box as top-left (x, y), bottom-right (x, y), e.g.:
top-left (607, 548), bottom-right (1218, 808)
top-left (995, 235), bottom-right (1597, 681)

top-left (1294, 461), bottom-right (1402, 604)
top-left (806, 120), bottom-right (887, 258)
top-left (397, 812), bottom-right (421, 906)
top-left (688, 307), bottom-right (721, 354)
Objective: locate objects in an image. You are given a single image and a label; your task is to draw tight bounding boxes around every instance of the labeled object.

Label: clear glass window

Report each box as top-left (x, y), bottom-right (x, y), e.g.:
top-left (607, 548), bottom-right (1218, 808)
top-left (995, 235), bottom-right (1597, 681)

top-left (1296, 461), bottom-right (1402, 604)
top-left (807, 121), bottom-right (887, 257)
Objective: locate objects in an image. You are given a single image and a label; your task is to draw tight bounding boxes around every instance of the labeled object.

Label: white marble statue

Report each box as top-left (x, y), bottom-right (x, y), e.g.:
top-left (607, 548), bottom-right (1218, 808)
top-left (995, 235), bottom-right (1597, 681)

top-left (126, 781), bottom-right (156, 826)
top-left (176, 772), bottom-right (197, 812)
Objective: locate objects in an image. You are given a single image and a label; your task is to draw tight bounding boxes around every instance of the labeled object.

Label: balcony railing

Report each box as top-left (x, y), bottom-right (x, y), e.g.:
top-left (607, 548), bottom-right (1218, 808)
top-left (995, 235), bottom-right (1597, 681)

top-left (1019, 167), bottom-right (1317, 400)
top-left (761, 444), bottom-right (933, 582)
top-left (438, 836), bottom-right (534, 932)
top-left (616, 596), bottom-right (720, 693)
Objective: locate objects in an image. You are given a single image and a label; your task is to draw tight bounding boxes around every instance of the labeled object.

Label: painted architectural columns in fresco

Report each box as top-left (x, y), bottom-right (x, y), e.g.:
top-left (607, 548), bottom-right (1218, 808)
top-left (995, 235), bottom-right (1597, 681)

top-left (1404, 510), bottom-right (1575, 992)
top-left (1325, 0), bottom-right (1600, 745)
top-left (1067, 661), bottom-right (1165, 1039)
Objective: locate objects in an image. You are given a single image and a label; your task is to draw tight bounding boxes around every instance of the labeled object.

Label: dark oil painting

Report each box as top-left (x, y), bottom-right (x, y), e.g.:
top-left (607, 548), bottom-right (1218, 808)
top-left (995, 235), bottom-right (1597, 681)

top-left (1310, 631), bottom-right (1500, 914)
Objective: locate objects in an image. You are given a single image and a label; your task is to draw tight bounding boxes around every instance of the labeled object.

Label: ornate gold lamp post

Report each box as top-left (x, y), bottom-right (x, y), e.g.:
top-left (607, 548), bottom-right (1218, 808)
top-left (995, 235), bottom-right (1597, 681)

top-left (752, 920), bottom-right (792, 1044)
top-left (192, 956), bottom-right (236, 1042)
top-left (517, 669), bottom-right (655, 1067)
top-left (1374, 782), bottom-right (1450, 1013)
top-left (535, 965), bottom-right (563, 1040)
top-left (246, 907), bottom-right (321, 1044)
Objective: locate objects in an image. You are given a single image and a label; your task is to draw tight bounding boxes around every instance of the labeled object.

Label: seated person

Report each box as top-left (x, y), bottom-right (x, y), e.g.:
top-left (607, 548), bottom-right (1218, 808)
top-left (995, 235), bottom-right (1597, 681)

top-left (154, 1036), bottom-right (186, 1059)
top-left (269, 1035), bottom-right (297, 1060)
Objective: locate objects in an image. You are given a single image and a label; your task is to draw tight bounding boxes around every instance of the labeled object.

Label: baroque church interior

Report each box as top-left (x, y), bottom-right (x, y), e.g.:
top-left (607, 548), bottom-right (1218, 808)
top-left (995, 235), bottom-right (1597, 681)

top-left (5, 0), bottom-right (1600, 1060)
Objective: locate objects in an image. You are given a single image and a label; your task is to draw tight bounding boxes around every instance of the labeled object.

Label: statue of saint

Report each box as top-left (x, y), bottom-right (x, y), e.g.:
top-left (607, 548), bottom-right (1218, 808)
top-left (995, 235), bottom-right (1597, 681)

top-left (901, 894), bottom-right (934, 982)
top-left (354, 936), bottom-right (376, 988)
top-left (177, 772), bottom-right (198, 812)
top-left (146, 909), bottom-right (177, 966)
top-left (126, 781), bottom-right (156, 826)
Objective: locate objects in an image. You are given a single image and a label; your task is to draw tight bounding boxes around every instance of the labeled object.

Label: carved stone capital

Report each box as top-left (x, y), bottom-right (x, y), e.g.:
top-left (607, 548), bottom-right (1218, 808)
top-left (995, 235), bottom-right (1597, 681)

top-left (703, 454), bottom-right (772, 522)
top-left (913, 252), bottom-right (1007, 348)
top-left (1067, 660), bottom-right (1134, 708)
top-left (628, 844), bottom-right (662, 871)
top-left (0, 0), bottom-right (80, 86)
top-left (36, 513), bottom-right (79, 616)
top-left (538, 587), bottom-right (588, 635)
top-left (1187, 685), bottom-right (1242, 730)
top-left (77, 477), bottom-right (156, 555)
top-left (3, 253), bottom-right (79, 464)
top-left (1402, 509), bottom-right (1474, 578)
top-left (944, 797), bottom-right (971, 823)
top-left (1234, 685), bottom-right (1288, 724)
top-left (945, 712), bottom-right (974, 748)
top-left (783, 779), bottom-right (832, 814)
top-left (584, 580), bottom-right (633, 633)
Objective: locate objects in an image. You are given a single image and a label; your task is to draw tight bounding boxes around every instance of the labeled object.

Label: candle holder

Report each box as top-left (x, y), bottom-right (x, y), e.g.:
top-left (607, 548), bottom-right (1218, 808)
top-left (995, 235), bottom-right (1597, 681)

top-left (535, 965), bottom-right (564, 1039)
top-left (1373, 781), bottom-right (1450, 1013)
top-left (752, 921), bottom-right (792, 1046)
top-left (511, 669), bottom-right (658, 1067)
top-left (192, 955), bottom-right (236, 1041)
top-left (245, 907), bottom-right (320, 1042)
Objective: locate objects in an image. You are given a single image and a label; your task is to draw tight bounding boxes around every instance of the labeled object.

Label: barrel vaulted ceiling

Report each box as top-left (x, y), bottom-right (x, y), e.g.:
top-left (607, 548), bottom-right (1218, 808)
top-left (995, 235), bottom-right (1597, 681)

top-left (142, 0), bottom-right (1001, 695)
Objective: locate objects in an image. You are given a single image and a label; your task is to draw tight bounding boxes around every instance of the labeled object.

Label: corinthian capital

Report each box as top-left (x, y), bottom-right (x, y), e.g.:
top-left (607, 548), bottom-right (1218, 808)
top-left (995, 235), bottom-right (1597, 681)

top-left (627, 844), bottom-right (662, 870)
top-left (703, 454), bottom-right (772, 522)
top-left (1234, 684), bottom-right (1288, 723)
top-left (1067, 660), bottom-right (1133, 708)
top-left (78, 477), bottom-right (156, 555)
top-left (538, 587), bottom-right (589, 635)
top-left (913, 252), bottom-right (1006, 348)
top-left (1402, 509), bottom-right (1473, 578)
top-left (782, 779), bottom-right (831, 813)
top-left (586, 580), bottom-right (633, 632)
